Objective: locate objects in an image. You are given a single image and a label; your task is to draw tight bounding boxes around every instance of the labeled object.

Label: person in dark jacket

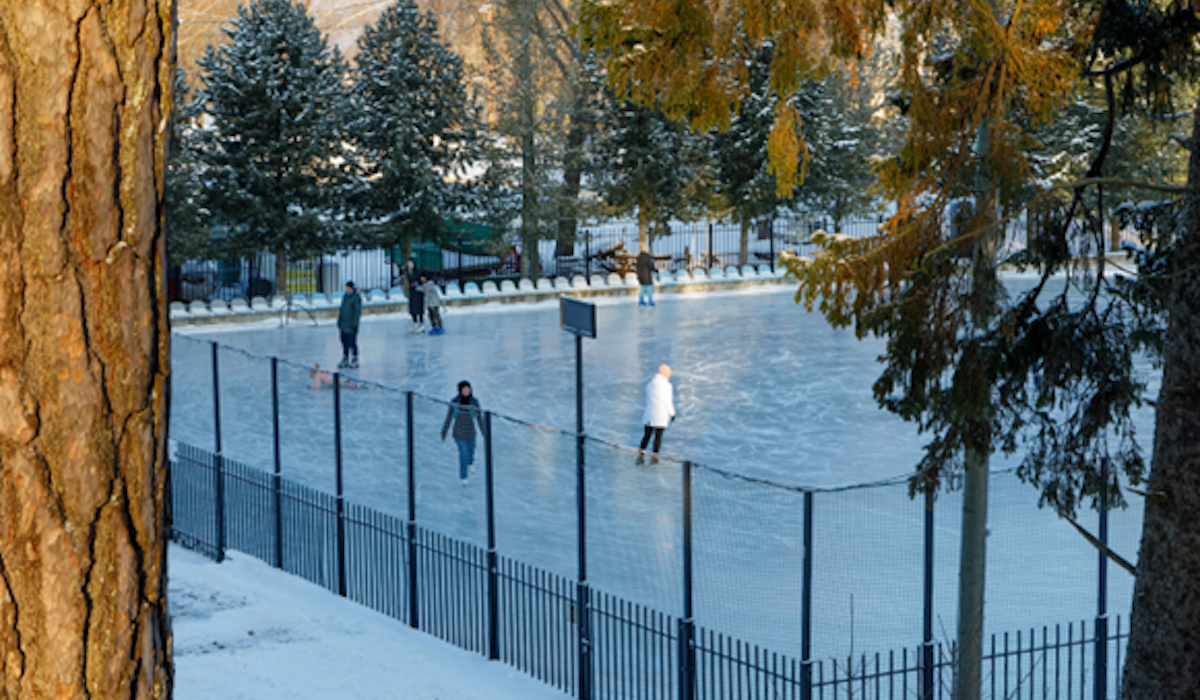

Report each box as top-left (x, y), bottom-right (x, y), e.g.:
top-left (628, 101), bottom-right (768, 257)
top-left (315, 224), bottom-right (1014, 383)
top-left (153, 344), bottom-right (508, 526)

top-left (337, 281), bottom-right (363, 369)
top-left (636, 249), bottom-right (655, 306)
top-left (403, 258), bottom-right (425, 333)
top-left (441, 380), bottom-right (486, 484)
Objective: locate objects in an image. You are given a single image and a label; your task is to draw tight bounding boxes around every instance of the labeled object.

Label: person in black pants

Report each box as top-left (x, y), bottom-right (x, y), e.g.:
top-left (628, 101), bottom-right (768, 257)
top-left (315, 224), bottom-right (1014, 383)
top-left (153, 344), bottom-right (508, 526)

top-left (638, 364), bottom-right (675, 464)
top-left (403, 258), bottom-right (425, 332)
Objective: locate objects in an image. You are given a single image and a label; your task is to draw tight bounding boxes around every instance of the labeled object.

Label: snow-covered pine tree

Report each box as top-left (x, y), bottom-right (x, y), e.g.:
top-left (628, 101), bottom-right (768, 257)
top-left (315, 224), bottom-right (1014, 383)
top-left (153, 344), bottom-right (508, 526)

top-left (167, 68), bottom-right (215, 267)
top-left (590, 93), bottom-right (711, 255)
top-left (196, 0), bottom-right (348, 298)
top-left (789, 75), bottom-right (887, 232)
top-left (710, 46), bottom-right (785, 266)
top-left (346, 0), bottom-right (479, 261)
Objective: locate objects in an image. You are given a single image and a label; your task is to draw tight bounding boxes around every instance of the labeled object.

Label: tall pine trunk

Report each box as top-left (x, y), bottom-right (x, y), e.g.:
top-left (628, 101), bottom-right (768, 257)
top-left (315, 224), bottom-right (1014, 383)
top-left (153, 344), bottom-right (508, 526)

top-left (274, 246), bottom-right (289, 299)
top-left (739, 219), bottom-right (750, 267)
top-left (638, 208), bottom-right (649, 253)
top-left (0, 1), bottom-right (173, 697)
top-left (1122, 92), bottom-right (1200, 700)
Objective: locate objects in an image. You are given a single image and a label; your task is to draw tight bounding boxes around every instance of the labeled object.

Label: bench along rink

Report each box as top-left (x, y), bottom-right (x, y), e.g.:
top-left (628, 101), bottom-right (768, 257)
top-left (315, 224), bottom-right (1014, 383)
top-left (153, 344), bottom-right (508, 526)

top-left (170, 281), bottom-right (1151, 664)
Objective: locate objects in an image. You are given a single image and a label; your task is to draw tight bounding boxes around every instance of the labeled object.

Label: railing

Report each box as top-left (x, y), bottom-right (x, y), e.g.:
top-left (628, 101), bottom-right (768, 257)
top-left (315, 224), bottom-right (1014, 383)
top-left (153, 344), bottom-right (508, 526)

top-left (170, 441), bottom-right (1128, 700)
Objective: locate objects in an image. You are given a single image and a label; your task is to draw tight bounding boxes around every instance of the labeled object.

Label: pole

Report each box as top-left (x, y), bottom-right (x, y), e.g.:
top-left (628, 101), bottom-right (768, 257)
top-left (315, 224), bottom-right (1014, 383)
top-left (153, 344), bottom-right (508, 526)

top-left (334, 372), bottom-right (347, 597)
top-left (1095, 459), bottom-right (1110, 700)
top-left (457, 236), bottom-right (463, 283)
top-left (272, 357), bottom-right (283, 570)
top-left (485, 411), bottom-right (500, 661)
top-left (575, 333), bottom-right (592, 700)
top-left (679, 461), bottom-right (696, 700)
top-left (585, 232), bottom-right (591, 279)
top-left (769, 218), bottom-right (776, 273)
top-left (406, 391), bottom-right (420, 629)
top-left (707, 222), bottom-right (714, 270)
top-left (211, 342), bottom-right (225, 563)
top-left (922, 490), bottom-right (935, 700)
top-left (801, 490), bottom-right (813, 700)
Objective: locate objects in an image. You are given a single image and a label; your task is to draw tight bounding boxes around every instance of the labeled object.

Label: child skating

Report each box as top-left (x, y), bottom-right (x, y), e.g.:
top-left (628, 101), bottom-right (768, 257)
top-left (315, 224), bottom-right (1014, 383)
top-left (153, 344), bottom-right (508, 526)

top-left (420, 275), bottom-right (445, 335)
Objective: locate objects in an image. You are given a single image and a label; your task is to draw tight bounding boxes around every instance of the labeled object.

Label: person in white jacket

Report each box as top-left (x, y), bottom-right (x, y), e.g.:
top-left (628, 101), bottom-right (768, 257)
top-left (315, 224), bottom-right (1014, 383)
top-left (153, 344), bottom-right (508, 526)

top-left (638, 364), bottom-right (675, 463)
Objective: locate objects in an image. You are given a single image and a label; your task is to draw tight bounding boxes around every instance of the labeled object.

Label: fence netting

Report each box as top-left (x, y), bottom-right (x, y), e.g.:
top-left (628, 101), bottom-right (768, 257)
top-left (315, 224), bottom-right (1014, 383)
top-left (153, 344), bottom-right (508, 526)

top-left (170, 335), bottom-right (215, 450)
top-left (337, 379), bottom-right (409, 518)
top-left (275, 357), bottom-right (337, 494)
top-left (411, 392), bottom-right (487, 547)
top-left (215, 345), bottom-right (274, 472)
top-left (692, 465), bottom-right (805, 660)
top-left (811, 479), bottom-right (925, 662)
top-left (490, 413), bottom-right (579, 579)
top-left (584, 440), bottom-right (683, 618)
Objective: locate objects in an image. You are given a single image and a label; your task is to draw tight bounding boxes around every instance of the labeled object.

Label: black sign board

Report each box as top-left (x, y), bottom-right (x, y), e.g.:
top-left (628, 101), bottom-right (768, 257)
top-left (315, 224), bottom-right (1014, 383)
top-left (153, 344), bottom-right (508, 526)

top-left (560, 296), bottom-right (597, 338)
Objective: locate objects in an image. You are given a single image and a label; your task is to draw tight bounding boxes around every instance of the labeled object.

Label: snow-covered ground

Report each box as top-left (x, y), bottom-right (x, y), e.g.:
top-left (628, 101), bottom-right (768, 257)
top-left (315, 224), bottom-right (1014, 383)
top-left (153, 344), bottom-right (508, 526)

top-left (172, 546), bottom-right (571, 700)
top-left (168, 280), bottom-right (1154, 661)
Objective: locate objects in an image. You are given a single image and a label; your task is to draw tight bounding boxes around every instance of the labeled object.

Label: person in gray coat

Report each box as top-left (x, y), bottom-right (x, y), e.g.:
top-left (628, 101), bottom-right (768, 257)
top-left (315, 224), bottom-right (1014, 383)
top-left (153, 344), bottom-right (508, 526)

top-left (337, 281), bottom-right (363, 368)
top-left (419, 275), bottom-right (444, 335)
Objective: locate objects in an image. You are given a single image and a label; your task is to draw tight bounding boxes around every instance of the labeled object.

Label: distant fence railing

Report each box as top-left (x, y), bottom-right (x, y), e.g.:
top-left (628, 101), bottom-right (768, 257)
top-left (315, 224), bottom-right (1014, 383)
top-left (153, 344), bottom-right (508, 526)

top-left (169, 336), bottom-right (1133, 700)
top-left (168, 216), bottom-right (889, 302)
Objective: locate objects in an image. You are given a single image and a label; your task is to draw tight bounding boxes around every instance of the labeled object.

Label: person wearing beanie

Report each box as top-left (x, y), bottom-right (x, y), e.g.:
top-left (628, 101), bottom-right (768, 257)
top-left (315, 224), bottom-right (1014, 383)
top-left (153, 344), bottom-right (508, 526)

top-left (337, 281), bottom-right (363, 369)
top-left (441, 380), bottom-right (486, 484)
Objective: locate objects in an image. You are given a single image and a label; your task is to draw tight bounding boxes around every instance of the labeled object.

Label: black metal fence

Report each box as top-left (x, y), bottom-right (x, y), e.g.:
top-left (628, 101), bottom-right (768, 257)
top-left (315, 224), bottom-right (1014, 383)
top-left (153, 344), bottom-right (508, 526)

top-left (169, 338), bottom-right (1133, 700)
top-left (168, 217), bottom-right (887, 302)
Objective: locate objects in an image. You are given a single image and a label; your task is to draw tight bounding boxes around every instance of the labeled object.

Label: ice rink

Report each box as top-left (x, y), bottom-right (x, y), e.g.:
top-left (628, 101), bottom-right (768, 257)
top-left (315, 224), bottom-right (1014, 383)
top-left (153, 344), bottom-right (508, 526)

top-left (170, 280), bottom-right (1153, 662)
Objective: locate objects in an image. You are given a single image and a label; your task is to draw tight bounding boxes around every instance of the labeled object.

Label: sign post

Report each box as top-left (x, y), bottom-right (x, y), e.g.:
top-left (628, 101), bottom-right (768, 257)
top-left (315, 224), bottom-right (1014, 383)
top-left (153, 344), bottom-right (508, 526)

top-left (560, 296), bottom-right (596, 700)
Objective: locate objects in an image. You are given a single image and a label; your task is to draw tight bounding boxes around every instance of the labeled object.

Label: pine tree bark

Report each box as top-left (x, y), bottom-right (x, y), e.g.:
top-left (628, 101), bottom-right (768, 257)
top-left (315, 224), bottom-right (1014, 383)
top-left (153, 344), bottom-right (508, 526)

top-left (1122, 90), bottom-right (1200, 700)
top-left (0, 1), bottom-right (173, 698)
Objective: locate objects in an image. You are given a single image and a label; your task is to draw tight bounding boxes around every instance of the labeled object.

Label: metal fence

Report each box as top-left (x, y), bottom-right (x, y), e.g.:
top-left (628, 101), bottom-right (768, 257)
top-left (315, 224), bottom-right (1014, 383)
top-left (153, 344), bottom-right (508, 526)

top-left (169, 337), bottom-right (1133, 700)
top-left (168, 217), bottom-right (886, 302)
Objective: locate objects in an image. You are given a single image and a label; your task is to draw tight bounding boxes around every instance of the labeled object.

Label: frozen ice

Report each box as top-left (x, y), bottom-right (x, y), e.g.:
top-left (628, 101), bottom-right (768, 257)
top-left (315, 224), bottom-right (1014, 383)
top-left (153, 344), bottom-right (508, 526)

top-left (170, 279), bottom-right (1153, 662)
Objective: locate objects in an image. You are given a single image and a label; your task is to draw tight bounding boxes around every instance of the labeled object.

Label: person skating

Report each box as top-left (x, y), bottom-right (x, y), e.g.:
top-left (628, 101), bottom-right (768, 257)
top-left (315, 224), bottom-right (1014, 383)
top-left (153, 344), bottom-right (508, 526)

top-left (636, 248), bottom-right (656, 306)
top-left (404, 258), bottom-right (426, 333)
top-left (441, 380), bottom-right (486, 485)
top-left (420, 275), bottom-right (444, 335)
top-left (337, 281), bottom-right (363, 369)
top-left (638, 364), bottom-right (675, 464)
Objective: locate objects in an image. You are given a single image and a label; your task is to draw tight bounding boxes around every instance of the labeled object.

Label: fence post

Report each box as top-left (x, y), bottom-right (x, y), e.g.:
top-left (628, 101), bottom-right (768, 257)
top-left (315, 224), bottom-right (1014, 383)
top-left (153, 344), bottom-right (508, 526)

top-left (769, 218), bottom-right (776, 273)
top-left (585, 232), bottom-right (591, 279)
top-left (272, 357), bottom-right (283, 570)
top-left (922, 490), bottom-right (935, 700)
top-left (1095, 459), bottom-right (1110, 700)
top-left (485, 411), bottom-right (500, 661)
top-left (576, 344), bottom-right (593, 700)
top-left (211, 342), bottom-right (225, 563)
top-left (406, 391), bottom-right (420, 629)
top-left (334, 372), bottom-right (347, 597)
top-left (707, 222), bottom-right (714, 270)
top-left (801, 490), bottom-right (813, 700)
top-left (679, 460), bottom-right (696, 700)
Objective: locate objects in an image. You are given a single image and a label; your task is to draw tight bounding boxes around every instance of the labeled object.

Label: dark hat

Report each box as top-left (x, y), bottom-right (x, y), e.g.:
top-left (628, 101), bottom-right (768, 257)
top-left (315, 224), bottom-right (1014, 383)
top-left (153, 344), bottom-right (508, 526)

top-left (345, 281), bottom-right (356, 289)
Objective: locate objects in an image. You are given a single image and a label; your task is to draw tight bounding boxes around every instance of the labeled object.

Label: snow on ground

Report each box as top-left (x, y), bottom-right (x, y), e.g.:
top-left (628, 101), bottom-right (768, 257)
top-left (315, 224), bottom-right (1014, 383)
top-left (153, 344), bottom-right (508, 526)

top-left (171, 546), bottom-right (569, 700)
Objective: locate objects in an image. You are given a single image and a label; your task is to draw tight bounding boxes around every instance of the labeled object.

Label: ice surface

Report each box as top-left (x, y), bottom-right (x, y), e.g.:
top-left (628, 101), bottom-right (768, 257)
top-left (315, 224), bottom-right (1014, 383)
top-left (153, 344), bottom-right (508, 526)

top-left (171, 280), bottom-right (1154, 661)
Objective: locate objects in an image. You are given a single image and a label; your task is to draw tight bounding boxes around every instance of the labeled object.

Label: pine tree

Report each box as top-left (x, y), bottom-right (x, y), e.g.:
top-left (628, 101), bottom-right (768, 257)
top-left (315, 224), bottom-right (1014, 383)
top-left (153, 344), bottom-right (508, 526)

top-left (789, 73), bottom-right (889, 232)
top-left (167, 68), bottom-right (213, 266)
top-left (710, 46), bottom-right (784, 266)
top-left (346, 0), bottom-right (479, 260)
top-left (590, 94), bottom-right (710, 254)
top-left (196, 0), bottom-right (348, 298)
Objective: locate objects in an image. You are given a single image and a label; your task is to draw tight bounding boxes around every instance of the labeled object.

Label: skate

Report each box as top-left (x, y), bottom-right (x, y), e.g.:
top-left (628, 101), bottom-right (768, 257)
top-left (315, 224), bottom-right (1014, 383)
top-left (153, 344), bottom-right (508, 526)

top-left (648, 300), bottom-right (656, 306)
top-left (638, 300), bottom-right (647, 306)
top-left (337, 358), bottom-right (349, 369)
top-left (348, 357), bottom-right (359, 369)
top-left (461, 478), bottom-right (468, 486)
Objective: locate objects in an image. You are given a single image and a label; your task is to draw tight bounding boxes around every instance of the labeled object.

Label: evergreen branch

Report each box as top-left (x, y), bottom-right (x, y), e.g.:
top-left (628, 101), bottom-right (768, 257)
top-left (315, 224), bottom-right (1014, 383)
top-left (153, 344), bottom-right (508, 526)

top-left (1169, 133), bottom-right (1194, 151)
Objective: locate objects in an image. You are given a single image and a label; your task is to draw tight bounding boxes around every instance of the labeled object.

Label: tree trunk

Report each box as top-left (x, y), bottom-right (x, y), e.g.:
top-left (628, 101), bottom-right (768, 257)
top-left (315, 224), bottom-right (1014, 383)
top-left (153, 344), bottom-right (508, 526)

top-left (275, 246), bottom-right (288, 300)
top-left (638, 208), bottom-right (649, 253)
top-left (1122, 92), bottom-right (1200, 700)
top-left (739, 219), bottom-right (749, 267)
top-left (515, 0), bottom-right (539, 280)
top-left (0, 1), bottom-right (173, 698)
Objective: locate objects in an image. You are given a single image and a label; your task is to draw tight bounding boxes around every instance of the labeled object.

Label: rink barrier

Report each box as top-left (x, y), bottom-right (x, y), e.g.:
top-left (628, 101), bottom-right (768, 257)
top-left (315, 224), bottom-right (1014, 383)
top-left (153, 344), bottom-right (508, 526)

top-left (167, 270), bottom-right (796, 326)
top-left (169, 441), bottom-right (1130, 700)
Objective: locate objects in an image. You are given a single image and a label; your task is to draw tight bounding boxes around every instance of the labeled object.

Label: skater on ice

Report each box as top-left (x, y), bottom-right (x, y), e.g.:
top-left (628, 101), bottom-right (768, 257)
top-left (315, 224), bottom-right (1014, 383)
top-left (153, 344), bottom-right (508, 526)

top-left (637, 248), bottom-right (655, 306)
top-left (441, 380), bottom-right (486, 484)
top-left (337, 281), bottom-right (362, 369)
top-left (638, 364), bottom-right (675, 464)
top-left (420, 275), bottom-right (445, 335)
top-left (404, 258), bottom-right (426, 333)
top-left (307, 364), bottom-right (366, 390)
